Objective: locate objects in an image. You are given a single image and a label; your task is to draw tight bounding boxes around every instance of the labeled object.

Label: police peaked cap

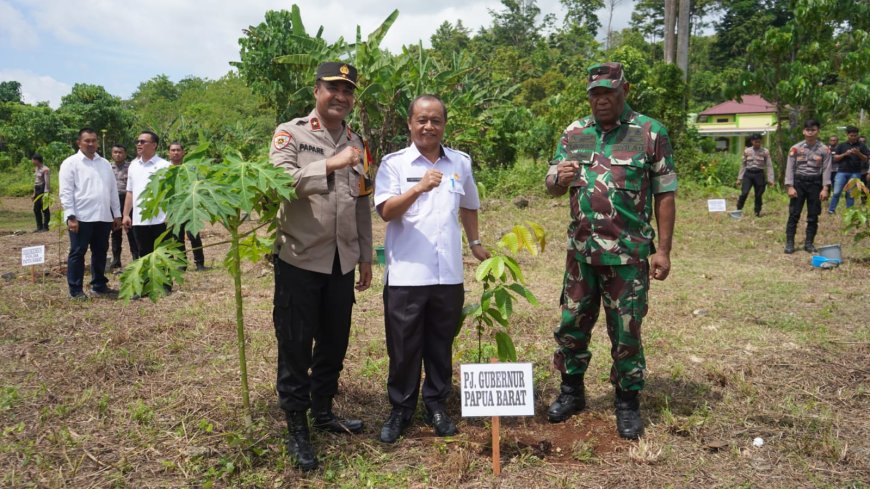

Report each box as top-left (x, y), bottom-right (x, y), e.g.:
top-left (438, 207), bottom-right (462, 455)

top-left (316, 62), bottom-right (358, 88)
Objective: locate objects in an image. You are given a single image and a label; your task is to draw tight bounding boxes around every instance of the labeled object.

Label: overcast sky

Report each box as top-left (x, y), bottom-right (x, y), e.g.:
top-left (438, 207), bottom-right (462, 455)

top-left (0, 0), bottom-right (637, 108)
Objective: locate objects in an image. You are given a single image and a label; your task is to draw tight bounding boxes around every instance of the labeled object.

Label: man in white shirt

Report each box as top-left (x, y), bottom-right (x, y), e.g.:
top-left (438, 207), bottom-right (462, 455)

top-left (123, 131), bottom-right (170, 257)
top-left (374, 95), bottom-right (490, 443)
top-left (59, 128), bottom-right (122, 299)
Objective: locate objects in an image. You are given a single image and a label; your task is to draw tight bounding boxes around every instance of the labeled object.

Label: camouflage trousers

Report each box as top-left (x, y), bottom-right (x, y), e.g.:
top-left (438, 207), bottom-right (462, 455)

top-left (554, 251), bottom-right (649, 392)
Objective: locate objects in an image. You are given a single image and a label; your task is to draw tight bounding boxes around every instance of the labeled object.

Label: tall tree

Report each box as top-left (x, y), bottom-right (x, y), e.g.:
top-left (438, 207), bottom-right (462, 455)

top-left (560, 0), bottom-right (604, 35)
top-left (56, 83), bottom-right (131, 151)
top-left (0, 81), bottom-right (22, 104)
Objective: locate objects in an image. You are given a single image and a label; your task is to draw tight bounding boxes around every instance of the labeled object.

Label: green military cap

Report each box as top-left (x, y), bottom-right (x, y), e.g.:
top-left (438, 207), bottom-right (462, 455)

top-left (316, 62), bottom-right (358, 88)
top-left (587, 62), bottom-right (626, 91)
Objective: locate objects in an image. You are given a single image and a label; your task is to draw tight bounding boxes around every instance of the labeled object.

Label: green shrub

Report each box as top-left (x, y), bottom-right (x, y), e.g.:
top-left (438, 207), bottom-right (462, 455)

top-left (475, 158), bottom-right (548, 198)
top-left (0, 163), bottom-right (34, 196)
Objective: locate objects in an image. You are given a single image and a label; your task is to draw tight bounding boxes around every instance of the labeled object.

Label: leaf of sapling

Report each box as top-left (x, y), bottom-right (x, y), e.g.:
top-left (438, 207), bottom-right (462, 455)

top-left (492, 256), bottom-right (505, 281)
top-left (495, 331), bottom-right (517, 362)
top-left (475, 257), bottom-right (496, 282)
top-left (507, 283), bottom-right (539, 306)
top-left (526, 221), bottom-right (546, 252)
top-left (502, 255), bottom-right (525, 284)
top-left (514, 224), bottom-right (537, 256)
top-left (497, 231), bottom-right (520, 254)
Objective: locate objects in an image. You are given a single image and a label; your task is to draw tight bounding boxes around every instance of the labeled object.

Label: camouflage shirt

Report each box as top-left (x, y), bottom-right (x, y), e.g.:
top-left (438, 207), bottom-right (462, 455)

top-left (546, 103), bottom-right (678, 266)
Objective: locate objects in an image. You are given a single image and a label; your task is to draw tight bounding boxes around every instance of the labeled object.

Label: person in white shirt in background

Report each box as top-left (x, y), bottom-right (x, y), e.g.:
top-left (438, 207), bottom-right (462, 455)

top-left (374, 94), bottom-right (490, 444)
top-left (123, 131), bottom-right (170, 257)
top-left (58, 128), bottom-right (122, 299)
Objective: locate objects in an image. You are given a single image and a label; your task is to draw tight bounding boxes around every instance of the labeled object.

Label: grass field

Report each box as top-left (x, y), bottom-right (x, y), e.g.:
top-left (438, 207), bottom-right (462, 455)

top-left (1, 186), bottom-right (869, 488)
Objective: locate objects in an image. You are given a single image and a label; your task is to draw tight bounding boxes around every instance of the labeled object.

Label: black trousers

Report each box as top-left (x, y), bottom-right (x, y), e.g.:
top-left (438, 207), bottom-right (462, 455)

top-left (176, 224), bottom-right (205, 267)
top-left (736, 170), bottom-right (766, 213)
top-left (273, 254), bottom-right (355, 412)
top-left (67, 221), bottom-right (111, 295)
top-left (384, 283), bottom-right (464, 414)
top-left (110, 192), bottom-right (139, 264)
top-left (133, 223), bottom-right (168, 257)
top-left (786, 177), bottom-right (822, 243)
top-left (33, 185), bottom-right (50, 230)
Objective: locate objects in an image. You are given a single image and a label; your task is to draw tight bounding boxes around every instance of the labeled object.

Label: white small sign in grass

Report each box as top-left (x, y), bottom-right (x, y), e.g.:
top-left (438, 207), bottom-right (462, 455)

top-left (21, 245), bottom-right (45, 266)
top-left (461, 362), bottom-right (535, 417)
top-left (707, 199), bottom-right (727, 212)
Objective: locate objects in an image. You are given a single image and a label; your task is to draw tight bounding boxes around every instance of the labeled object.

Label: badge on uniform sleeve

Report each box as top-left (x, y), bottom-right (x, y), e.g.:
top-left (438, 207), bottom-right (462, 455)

top-left (273, 131), bottom-right (292, 150)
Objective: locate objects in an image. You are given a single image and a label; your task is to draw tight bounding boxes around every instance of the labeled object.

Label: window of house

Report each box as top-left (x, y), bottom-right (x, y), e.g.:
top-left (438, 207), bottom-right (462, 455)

top-left (716, 117), bottom-right (730, 123)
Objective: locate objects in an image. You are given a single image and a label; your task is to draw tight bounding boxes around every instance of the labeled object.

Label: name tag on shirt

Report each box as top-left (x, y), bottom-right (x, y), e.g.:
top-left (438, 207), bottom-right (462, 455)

top-left (406, 177), bottom-right (422, 182)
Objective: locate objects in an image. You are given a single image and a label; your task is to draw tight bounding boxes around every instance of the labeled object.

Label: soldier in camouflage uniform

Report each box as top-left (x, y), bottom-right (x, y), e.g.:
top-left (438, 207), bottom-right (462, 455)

top-left (735, 134), bottom-right (774, 217)
top-left (545, 62), bottom-right (677, 440)
top-left (784, 119), bottom-right (831, 254)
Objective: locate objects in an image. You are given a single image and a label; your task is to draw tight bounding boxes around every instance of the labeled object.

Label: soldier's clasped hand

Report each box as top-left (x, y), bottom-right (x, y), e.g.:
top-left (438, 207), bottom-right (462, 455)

top-left (556, 161), bottom-right (580, 187)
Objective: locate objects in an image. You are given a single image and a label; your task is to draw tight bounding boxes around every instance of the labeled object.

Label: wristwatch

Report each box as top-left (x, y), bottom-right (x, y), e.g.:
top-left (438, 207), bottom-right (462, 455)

top-left (66, 215), bottom-right (76, 222)
top-left (469, 239), bottom-right (482, 248)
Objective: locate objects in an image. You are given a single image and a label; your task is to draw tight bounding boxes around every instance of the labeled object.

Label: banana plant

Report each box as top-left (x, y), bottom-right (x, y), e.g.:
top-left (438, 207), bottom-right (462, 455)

top-left (461, 221), bottom-right (546, 362)
top-left (119, 142), bottom-right (295, 424)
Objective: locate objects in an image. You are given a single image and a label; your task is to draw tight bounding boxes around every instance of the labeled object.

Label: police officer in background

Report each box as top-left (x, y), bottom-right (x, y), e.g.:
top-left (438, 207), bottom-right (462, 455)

top-left (545, 62), bottom-right (677, 440)
top-left (735, 134), bottom-right (774, 217)
top-left (269, 62), bottom-right (373, 471)
top-left (827, 135), bottom-right (840, 184)
top-left (784, 119), bottom-right (831, 254)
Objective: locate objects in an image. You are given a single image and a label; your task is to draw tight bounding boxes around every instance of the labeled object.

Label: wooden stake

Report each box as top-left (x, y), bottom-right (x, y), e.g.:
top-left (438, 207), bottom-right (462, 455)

top-left (490, 357), bottom-right (501, 476)
top-left (31, 266), bottom-right (36, 283)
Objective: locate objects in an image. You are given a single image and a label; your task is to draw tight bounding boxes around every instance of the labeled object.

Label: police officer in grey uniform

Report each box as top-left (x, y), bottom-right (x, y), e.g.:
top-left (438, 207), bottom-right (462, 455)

top-left (269, 62), bottom-right (373, 471)
top-left (735, 134), bottom-right (774, 217)
top-left (784, 119), bottom-right (831, 254)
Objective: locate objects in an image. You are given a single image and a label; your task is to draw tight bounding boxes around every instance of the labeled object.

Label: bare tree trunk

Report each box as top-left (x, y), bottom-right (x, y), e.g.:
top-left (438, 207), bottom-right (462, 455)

top-left (664, 0), bottom-right (677, 64)
top-left (605, 0), bottom-right (623, 51)
top-left (676, 0), bottom-right (690, 80)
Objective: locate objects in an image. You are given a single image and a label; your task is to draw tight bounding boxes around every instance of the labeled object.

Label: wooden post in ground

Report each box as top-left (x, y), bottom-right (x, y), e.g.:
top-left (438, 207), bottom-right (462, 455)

top-left (490, 357), bottom-right (501, 476)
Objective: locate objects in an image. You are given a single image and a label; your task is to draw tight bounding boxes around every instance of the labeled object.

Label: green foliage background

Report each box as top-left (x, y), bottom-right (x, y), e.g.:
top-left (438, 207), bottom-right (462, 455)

top-left (0, 0), bottom-right (867, 196)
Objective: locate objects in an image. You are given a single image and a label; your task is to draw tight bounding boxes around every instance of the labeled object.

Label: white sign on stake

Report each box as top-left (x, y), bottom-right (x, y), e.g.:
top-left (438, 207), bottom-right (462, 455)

top-left (707, 199), bottom-right (727, 212)
top-left (460, 362), bottom-right (535, 417)
top-left (21, 245), bottom-right (45, 266)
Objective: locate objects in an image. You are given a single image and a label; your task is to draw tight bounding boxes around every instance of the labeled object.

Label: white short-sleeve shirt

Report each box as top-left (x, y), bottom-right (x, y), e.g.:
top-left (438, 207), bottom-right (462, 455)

top-left (127, 155), bottom-right (170, 226)
top-left (374, 143), bottom-right (481, 286)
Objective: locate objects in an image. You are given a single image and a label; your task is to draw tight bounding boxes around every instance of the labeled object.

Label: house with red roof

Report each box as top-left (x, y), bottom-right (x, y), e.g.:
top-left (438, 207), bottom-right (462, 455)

top-left (694, 95), bottom-right (782, 154)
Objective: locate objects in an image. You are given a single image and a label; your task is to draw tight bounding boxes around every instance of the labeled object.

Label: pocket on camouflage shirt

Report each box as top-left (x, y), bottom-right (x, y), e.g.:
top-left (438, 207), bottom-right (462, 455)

top-left (609, 158), bottom-right (644, 192)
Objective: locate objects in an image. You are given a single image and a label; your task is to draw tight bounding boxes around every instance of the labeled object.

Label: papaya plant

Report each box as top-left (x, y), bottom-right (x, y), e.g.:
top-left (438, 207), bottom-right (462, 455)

top-left (119, 141), bottom-right (295, 424)
top-left (461, 221), bottom-right (545, 362)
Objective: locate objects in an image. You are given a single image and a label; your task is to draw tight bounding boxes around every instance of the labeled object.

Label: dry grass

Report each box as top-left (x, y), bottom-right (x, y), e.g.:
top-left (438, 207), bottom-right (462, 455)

top-left (1, 188), bottom-right (869, 488)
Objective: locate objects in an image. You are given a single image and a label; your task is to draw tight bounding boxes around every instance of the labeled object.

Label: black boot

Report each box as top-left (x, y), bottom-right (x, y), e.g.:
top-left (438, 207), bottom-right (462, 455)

top-left (547, 374), bottom-right (585, 423)
top-left (310, 398), bottom-right (363, 434)
top-left (804, 242), bottom-right (817, 253)
top-left (285, 411), bottom-right (318, 471)
top-left (615, 389), bottom-right (643, 439)
top-left (784, 238), bottom-right (795, 254)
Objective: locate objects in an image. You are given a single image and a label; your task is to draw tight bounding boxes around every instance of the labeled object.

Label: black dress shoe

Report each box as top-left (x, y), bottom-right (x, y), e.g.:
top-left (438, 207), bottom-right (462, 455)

top-left (91, 287), bottom-right (119, 296)
top-left (311, 410), bottom-right (363, 434)
top-left (424, 409), bottom-right (457, 437)
top-left (615, 390), bottom-right (643, 439)
top-left (379, 409), bottom-right (410, 444)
